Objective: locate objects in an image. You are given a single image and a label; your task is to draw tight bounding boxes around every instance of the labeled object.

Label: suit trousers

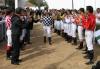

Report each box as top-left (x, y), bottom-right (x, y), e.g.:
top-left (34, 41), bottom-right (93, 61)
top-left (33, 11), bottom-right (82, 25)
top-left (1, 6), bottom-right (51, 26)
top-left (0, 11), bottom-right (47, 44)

top-left (11, 35), bottom-right (20, 62)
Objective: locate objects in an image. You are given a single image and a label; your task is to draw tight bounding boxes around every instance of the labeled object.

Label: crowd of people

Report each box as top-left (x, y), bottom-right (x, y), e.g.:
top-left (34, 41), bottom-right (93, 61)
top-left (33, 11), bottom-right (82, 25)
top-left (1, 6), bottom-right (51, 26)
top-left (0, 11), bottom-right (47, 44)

top-left (41, 6), bottom-right (100, 65)
top-left (0, 6), bottom-right (100, 66)
top-left (5, 7), bottom-right (34, 65)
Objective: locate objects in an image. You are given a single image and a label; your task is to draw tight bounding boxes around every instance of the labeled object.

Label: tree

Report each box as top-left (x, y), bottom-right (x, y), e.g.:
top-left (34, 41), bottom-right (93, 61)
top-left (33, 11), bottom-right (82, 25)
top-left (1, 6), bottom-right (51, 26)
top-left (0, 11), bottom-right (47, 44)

top-left (5, 0), bottom-right (15, 9)
top-left (28, 0), bottom-right (48, 9)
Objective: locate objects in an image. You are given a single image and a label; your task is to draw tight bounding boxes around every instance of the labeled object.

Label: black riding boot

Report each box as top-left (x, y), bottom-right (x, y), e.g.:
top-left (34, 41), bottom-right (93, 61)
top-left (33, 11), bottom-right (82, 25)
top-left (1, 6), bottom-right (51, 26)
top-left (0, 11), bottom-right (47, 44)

top-left (20, 40), bottom-right (25, 50)
top-left (65, 33), bottom-right (68, 41)
top-left (62, 32), bottom-right (65, 38)
top-left (54, 29), bottom-right (57, 33)
top-left (63, 33), bottom-right (65, 40)
top-left (48, 37), bottom-right (52, 45)
top-left (64, 33), bottom-right (67, 41)
top-left (68, 36), bottom-right (72, 43)
top-left (76, 41), bottom-right (83, 49)
top-left (58, 30), bottom-right (60, 35)
top-left (44, 36), bottom-right (46, 43)
top-left (67, 35), bottom-right (70, 42)
top-left (86, 50), bottom-right (94, 65)
top-left (72, 37), bottom-right (77, 45)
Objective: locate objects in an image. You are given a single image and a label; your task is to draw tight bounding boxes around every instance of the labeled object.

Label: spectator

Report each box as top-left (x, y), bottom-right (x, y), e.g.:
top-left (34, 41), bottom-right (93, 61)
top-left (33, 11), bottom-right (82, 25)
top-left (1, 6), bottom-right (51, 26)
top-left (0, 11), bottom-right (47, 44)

top-left (11, 7), bottom-right (23, 65)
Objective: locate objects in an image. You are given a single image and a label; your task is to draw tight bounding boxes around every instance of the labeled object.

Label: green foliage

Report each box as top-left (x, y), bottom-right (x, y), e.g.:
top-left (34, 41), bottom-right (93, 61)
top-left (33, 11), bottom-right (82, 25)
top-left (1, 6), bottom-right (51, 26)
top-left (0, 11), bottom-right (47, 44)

top-left (28, 0), bottom-right (48, 8)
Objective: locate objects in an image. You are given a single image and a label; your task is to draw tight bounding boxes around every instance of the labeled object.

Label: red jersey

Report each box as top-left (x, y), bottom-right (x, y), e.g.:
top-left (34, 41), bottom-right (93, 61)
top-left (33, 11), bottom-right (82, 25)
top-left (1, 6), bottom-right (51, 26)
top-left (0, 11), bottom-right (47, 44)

top-left (75, 14), bottom-right (85, 26)
top-left (81, 15), bottom-right (86, 27)
top-left (83, 13), bottom-right (96, 31)
top-left (75, 15), bottom-right (80, 24)
top-left (5, 15), bottom-right (12, 29)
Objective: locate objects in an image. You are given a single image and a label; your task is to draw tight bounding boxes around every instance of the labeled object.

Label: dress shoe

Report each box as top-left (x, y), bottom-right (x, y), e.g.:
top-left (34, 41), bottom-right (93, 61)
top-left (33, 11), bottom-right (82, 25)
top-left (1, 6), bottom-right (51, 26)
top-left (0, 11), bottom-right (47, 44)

top-left (17, 59), bottom-right (22, 63)
top-left (11, 62), bottom-right (19, 65)
top-left (6, 57), bottom-right (11, 60)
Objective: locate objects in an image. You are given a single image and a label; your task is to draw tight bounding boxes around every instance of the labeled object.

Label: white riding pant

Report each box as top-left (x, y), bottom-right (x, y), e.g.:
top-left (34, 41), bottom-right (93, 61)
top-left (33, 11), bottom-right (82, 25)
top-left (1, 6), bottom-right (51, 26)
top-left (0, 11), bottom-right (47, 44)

top-left (54, 20), bottom-right (57, 29)
top-left (61, 21), bottom-right (64, 30)
top-left (43, 26), bottom-right (51, 37)
top-left (64, 23), bottom-right (68, 33)
top-left (85, 30), bottom-right (94, 51)
top-left (6, 29), bottom-right (12, 46)
top-left (67, 23), bottom-right (72, 36)
top-left (71, 23), bottom-right (77, 38)
top-left (78, 26), bottom-right (84, 41)
top-left (56, 20), bottom-right (61, 30)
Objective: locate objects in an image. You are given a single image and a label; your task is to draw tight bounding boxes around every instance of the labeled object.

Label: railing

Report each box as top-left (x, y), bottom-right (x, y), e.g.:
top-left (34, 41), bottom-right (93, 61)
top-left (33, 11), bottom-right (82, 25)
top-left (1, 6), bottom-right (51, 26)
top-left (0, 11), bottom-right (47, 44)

top-left (0, 20), bottom-right (6, 41)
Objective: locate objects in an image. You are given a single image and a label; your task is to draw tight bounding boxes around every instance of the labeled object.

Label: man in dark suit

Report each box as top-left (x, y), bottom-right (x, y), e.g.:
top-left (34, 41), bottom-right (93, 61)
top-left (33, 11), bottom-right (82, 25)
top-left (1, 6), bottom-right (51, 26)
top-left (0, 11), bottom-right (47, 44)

top-left (11, 8), bottom-right (23, 65)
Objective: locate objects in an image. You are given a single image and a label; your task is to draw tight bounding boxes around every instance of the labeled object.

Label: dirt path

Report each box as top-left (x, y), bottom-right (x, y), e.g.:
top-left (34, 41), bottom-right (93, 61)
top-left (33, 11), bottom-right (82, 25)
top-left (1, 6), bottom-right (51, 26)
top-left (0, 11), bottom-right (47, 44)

top-left (0, 23), bottom-right (100, 69)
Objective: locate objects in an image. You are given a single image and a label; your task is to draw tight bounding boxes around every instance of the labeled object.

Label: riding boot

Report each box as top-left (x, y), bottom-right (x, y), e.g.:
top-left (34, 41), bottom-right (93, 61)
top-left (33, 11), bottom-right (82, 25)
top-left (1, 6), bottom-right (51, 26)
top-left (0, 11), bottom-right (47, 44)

top-left (65, 33), bottom-right (67, 41)
top-left (76, 41), bottom-right (83, 49)
top-left (44, 36), bottom-right (46, 43)
top-left (72, 37), bottom-right (77, 45)
top-left (58, 30), bottom-right (60, 35)
top-left (85, 50), bottom-right (94, 65)
top-left (67, 35), bottom-right (70, 42)
top-left (66, 34), bottom-right (68, 41)
top-left (68, 36), bottom-right (72, 43)
top-left (48, 37), bottom-right (52, 45)
top-left (20, 40), bottom-right (25, 50)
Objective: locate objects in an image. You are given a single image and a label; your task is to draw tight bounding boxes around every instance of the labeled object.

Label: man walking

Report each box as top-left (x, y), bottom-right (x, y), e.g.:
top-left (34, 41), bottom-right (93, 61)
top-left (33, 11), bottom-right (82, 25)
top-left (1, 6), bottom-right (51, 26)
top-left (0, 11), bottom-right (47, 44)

top-left (41, 12), bottom-right (53, 45)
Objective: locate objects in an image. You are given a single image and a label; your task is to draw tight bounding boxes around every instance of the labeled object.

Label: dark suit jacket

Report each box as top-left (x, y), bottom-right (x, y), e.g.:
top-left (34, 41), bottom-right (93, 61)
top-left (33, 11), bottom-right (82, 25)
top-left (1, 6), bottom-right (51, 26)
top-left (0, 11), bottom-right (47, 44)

top-left (11, 14), bottom-right (22, 36)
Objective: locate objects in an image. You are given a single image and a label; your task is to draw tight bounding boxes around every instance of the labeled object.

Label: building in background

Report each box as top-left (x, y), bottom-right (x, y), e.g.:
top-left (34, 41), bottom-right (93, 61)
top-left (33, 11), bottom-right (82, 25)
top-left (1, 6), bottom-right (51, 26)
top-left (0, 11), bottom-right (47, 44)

top-left (0, 0), bottom-right (33, 9)
top-left (0, 0), bottom-right (5, 6)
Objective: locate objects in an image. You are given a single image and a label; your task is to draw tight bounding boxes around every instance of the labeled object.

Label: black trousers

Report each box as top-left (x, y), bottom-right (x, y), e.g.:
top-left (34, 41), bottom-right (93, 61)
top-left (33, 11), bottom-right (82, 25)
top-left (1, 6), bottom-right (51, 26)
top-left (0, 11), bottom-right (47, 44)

top-left (25, 29), bottom-right (30, 43)
top-left (11, 35), bottom-right (20, 63)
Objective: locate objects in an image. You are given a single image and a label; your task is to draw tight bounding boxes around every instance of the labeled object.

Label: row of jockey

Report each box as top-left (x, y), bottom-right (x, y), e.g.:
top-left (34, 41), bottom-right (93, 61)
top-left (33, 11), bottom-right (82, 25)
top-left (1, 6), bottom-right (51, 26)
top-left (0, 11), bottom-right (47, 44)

top-left (52, 6), bottom-right (100, 65)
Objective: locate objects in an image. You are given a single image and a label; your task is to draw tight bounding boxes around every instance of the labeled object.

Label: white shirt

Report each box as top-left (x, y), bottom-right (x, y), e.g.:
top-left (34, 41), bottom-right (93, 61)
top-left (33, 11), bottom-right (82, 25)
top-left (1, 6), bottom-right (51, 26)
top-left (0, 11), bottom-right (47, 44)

top-left (65, 17), bottom-right (71, 24)
top-left (96, 13), bottom-right (100, 24)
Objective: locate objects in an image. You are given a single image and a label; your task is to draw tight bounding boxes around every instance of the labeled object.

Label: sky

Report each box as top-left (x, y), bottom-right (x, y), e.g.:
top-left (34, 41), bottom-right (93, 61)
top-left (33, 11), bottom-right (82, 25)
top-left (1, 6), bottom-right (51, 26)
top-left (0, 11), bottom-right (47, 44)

top-left (45, 0), bottom-right (100, 10)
